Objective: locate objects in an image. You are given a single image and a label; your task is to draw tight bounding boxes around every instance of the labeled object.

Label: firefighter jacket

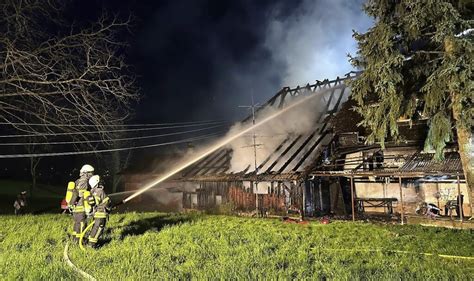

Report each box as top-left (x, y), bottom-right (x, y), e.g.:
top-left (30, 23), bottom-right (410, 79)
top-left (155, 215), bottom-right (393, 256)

top-left (67, 174), bottom-right (93, 213)
top-left (91, 186), bottom-right (111, 219)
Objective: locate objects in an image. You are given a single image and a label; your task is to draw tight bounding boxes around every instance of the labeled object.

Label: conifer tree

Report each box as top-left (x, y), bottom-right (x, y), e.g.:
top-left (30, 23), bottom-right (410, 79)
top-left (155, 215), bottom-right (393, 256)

top-left (350, 1), bottom-right (473, 192)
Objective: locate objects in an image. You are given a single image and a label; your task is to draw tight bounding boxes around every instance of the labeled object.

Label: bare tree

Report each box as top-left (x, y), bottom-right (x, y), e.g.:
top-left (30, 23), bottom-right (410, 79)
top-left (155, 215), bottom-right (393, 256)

top-left (109, 148), bottom-right (133, 194)
top-left (25, 141), bottom-right (42, 192)
top-left (0, 0), bottom-right (140, 190)
top-left (0, 0), bottom-right (139, 141)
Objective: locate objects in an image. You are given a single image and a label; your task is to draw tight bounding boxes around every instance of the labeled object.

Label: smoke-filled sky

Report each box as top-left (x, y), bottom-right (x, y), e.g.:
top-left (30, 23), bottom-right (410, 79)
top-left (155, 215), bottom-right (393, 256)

top-left (76, 0), bottom-right (371, 123)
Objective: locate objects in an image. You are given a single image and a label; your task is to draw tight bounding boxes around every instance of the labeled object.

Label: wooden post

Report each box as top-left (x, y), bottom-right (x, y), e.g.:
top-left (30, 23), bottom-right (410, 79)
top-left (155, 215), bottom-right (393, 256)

top-left (253, 181), bottom-right (258, 217)
top-left (398, 176), bottom-right (404, 225)
top-left (350, 176), bottom-right (355, 221)
top-left (302, 181), bottom-right (306, 220)
top-left (436, 182), bottom-right (440, 208)
top-left (457, 175), bottom-right (463, 223)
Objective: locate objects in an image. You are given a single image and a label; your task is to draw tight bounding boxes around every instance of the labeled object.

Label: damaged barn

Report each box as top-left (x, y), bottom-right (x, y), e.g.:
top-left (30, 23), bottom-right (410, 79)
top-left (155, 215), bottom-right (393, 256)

top-left (175, 73), bottom-right (356, 217)
top-left (122, 72), bottom-right (472, 226)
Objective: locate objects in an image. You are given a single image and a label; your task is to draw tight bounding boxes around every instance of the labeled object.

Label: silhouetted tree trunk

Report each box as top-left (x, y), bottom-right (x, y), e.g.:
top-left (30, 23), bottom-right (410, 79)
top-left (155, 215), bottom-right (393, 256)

top-left (29, 157), bottom-right (41, 194)
top-left (110, 149), bottom-right (132, 194)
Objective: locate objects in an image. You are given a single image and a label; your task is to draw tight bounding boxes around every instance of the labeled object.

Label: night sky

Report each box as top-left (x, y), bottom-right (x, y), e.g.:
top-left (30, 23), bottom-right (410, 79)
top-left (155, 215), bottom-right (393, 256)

top-left (72, 0), bottom-right (371, 123)
top-left (0, 0), bottom-right (372, 183)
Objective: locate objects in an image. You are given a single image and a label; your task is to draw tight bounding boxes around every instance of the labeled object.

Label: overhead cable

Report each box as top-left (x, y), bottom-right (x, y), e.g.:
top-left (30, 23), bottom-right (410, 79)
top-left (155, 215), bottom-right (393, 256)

top-left (0, 119), bottom-right (225, 127)
top-left (0, 132), bottom-right (223, 159)
top-left (0, 124), bottom-right (228, 146)
top-left (0, 121), bottom-right (229, 138)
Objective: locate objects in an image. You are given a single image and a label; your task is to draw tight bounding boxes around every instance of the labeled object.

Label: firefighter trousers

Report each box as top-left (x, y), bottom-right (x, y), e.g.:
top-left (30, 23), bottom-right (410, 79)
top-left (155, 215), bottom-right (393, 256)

top-left (72, 212), bottom-right (86, 239)
top-left (88, 218), bottom-right (106, 246)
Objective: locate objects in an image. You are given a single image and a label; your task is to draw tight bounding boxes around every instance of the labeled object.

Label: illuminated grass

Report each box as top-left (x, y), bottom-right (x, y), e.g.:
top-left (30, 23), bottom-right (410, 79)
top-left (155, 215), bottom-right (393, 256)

top-left (0, 215), bottom-right (75, 280)
top-left (1, 212), bottom-right (473, 280)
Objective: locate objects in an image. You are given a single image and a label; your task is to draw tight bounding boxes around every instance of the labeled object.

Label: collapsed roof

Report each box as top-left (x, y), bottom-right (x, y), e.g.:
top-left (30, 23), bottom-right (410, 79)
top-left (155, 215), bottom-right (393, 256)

top-left (179, 73), bottom-right (359, 182)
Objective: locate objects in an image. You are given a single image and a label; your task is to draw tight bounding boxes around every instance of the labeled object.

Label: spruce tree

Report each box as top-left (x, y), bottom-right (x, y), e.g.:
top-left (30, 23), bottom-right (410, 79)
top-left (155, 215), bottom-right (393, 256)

top-left (350, 1), bottom-right (473, 193)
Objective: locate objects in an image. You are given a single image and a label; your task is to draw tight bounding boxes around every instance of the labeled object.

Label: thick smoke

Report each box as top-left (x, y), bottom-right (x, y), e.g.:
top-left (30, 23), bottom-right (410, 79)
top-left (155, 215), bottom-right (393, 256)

top-left (130, 0), bottom-right (369, 173)
top-left (227, 86), bottom-right (350, 172)
top-left (169, 0), bottom-right (370, 122)
top-left (264, 0), bottom-right (371, 87)
top-left (127, 0), bottom-right (369, 123)
top-left (222, 0), bottom-right (368, 171)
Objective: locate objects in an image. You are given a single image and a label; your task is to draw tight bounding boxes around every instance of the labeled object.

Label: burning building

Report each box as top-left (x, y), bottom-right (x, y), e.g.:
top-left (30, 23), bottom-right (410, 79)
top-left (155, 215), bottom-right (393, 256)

top-left (122, 72), bottom-right (472, 226)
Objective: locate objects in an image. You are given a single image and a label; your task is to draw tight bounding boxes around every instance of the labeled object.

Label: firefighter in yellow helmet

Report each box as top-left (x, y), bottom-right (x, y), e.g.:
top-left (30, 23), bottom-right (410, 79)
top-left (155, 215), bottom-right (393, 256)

top-left (65, 164), bottom-right (94, 242)
top-left (87, 175), bottom-right (111, 248)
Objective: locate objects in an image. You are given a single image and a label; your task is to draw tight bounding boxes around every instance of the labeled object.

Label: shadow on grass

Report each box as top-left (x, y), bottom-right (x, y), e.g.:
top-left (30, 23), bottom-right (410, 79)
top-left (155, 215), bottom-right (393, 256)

top-left (116, 214), bottom-right (195, 241)
top-left (93, 213), bottom-right (200, 248)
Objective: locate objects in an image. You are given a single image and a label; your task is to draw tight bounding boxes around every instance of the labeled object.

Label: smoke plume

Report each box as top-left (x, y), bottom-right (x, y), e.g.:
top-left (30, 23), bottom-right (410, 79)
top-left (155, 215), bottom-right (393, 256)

top-left (220, 0), bottom-right (368, 172)
top-left (264, 0), bottom-right (371, 87)
top-left (227, 86), bottom-right (350, 172)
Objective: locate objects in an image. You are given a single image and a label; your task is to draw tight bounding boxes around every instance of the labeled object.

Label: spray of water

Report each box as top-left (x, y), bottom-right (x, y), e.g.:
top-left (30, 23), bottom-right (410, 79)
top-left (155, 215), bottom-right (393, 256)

top-left (120, 92), bottom-right (321, 204)
top-left (109, 190), bottom-right (137, 197)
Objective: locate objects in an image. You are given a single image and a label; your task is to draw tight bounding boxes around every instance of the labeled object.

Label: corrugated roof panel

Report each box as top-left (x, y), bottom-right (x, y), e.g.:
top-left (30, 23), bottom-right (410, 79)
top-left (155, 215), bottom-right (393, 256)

top-left (399, 152), bottom-right (463, 174)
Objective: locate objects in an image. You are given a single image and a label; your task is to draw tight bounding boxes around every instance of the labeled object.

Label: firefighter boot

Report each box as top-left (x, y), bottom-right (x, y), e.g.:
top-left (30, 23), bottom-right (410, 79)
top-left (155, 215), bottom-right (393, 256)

top-left (88, 218), bottom-right (106, 248)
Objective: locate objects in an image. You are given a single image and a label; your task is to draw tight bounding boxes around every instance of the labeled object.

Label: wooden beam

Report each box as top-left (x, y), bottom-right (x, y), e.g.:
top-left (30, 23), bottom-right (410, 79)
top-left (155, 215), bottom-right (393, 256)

top-left (350, 176), bottom-right (355, 221)
top-left (399, 176), bottom-right (404, 225)
top-left (278, 131), bottom-right (317, 174)
top-left (457, 175), bottom-right (463, 223)
top-left (301, 181), bottom-right (306, 220)
top-left (257, 137), bottom-right (290, 171)
top-left (265, 135), bottom-right (302, 173)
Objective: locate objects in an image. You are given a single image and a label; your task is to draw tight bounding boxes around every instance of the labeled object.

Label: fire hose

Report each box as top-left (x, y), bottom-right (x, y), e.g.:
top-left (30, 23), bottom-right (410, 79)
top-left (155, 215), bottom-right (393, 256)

top-left (79, 221), bottom-right (96, 251)
top-left (63, 242), bottom-right (96, 281)
top-left (315, 247), bottom-right (474, 260)
top-left (62, 219), bottom-right (99, 279)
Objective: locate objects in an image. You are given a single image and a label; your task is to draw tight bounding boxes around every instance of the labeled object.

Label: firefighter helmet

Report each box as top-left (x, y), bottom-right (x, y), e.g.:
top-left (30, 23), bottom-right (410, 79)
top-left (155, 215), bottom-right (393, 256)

top-left (88, 175), bottom-right (100, 189)
top-left (80, 164), bottom-right (94, 175)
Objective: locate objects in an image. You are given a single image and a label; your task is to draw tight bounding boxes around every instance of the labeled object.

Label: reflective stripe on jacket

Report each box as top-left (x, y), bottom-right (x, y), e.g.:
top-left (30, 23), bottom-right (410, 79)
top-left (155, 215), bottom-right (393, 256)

top-left (71, 175), bottom-right (91, 212)
top-left (83, 190), bottom-right (93, 215)
top-left (91, 186), bottom-right (111, 218)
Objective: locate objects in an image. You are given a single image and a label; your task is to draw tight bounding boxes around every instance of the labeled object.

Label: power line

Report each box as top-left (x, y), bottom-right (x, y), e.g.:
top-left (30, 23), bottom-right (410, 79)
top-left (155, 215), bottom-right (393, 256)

top-left (0, 121), bottom-right (229, 138)
top-left (0, 119), bottom-right (225, 127)
top-left (0, 124), bottom-right (228, 146)
top-left (0, 132), bottom-right (224, 159)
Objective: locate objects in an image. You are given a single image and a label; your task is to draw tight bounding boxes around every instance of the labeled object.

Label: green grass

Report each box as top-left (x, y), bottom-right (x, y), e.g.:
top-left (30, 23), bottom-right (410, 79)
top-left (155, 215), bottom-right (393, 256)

top-left (1, 212), bottom-right (473, 280)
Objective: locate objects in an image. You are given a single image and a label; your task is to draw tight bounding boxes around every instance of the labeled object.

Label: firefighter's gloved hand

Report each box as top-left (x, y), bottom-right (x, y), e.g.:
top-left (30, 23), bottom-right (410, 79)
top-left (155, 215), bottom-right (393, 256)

top-left (109, 205), bottom-right (119, 212)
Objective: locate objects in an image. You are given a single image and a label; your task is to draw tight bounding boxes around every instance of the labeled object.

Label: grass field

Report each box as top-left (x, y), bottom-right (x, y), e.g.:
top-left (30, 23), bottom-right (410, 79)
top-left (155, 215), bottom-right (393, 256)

top-left (0, 212), bottom-right (473, 280)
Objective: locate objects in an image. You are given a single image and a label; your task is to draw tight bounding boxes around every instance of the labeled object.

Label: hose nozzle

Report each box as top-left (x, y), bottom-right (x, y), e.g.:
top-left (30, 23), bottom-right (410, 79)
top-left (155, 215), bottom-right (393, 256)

top-left (111, 199), bottom-right (125, 210)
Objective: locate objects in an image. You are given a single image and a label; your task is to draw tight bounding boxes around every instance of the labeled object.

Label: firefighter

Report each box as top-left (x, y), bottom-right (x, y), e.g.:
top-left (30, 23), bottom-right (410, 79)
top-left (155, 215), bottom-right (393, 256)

top-left (87, 175), bottom-right (111, 248)
top-left (66, 164), bottom-right (94, 241)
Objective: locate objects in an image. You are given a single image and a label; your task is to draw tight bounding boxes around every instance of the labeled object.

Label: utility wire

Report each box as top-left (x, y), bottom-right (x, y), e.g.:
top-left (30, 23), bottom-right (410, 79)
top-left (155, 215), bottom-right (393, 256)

top-left (0, 131), bottom-right (224, 159)
top-left (0, 119), bottom-right (225, 127)
top-left (0, 121), bottom-right (229, 138)
top-left (0, 124), bottom-right (228, 146)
